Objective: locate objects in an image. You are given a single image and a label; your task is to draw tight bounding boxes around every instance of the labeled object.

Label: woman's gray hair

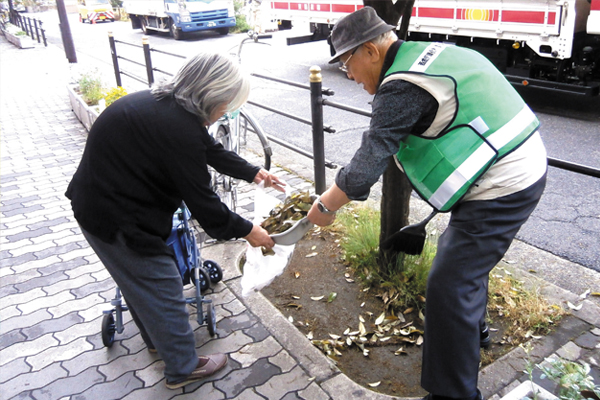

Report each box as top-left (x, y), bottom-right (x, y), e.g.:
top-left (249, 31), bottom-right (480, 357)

top-left (152, 52), bottom-right (250, 124)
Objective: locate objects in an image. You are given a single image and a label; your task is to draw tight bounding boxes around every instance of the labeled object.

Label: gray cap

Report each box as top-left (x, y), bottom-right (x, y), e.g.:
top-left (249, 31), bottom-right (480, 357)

top-left (329, 7), bottom-right (396, 64)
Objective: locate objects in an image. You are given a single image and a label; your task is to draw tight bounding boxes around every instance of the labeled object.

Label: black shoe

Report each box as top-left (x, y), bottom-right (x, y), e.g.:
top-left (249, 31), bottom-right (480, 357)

top-left (480, 323), bottom-right (491, 349)
top-left (422, 389), bottom-right (483, 400)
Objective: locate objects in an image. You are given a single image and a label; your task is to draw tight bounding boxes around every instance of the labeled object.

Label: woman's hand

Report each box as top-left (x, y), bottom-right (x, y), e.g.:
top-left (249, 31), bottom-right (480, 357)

top-left (244, 224), bottom-right (275, 249)
top-left (253, 169), bottom-right (286, 192)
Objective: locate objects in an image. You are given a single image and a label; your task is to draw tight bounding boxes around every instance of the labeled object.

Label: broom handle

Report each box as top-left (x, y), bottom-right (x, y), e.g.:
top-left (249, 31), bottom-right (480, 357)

top-left (422, 210), bottom-right (438, 225)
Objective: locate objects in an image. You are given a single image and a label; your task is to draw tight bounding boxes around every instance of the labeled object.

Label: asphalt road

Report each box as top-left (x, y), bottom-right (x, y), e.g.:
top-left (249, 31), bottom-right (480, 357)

top-left (32, 10), bottom-right (600, 272)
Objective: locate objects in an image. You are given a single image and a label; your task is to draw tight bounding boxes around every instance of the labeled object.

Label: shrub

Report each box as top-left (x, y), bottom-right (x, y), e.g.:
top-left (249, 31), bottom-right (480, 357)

top-left (78, 72), bottom-right (104, 106)
top-left (103, 86), bottom-right (128, 107)
top-left (232, 0), bottom-right (251, 33)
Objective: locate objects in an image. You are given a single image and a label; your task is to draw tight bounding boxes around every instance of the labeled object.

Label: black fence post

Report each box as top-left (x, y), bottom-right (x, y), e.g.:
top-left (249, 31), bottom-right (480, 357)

top-left (108, 31), bottom-right (122, 87)
top-left (27, 16), bottom-right (33, 37)
top-left (309, 65), bottom-right (326, 194)
top-left (142, 36), bottom-right (154, 87)
top-left (33, 18), bottom-right (40, 43)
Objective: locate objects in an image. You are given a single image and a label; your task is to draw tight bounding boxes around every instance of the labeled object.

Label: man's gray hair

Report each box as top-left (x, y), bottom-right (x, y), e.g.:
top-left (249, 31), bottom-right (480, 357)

top-left (152, 52), bottom-right (250, 124)
top-left (370, 29), bottom-right (398, 46)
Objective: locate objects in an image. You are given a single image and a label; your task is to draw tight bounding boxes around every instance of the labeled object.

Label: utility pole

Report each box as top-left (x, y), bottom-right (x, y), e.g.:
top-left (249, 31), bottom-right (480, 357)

top-left (55, 0), bottom-right (77, 63)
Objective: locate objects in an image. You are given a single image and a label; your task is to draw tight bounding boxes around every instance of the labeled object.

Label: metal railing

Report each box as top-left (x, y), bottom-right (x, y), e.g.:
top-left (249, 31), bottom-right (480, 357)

top-left (106, 32), bottom-right (600, 195)
top-left (7, 10), bottom-right (47, 46)
top-left (107, 33), bottom-right (338, 193)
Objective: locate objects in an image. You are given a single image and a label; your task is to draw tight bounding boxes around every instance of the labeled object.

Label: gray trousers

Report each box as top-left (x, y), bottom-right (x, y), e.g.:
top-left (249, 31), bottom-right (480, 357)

top-left (421, 173), bottom-right (547, 398)
top-left (81, 227), bottom-right (198, 382)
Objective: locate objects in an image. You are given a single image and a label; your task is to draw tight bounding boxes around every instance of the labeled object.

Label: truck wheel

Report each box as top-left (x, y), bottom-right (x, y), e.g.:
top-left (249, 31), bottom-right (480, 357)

top-left (170, 20), bottom-right (183, 40)
top-left (141, 19), bottom-right (154, 35)
top-left (79, 15), bottom-right (85, 23)
top-left (217, 27), bottom-right (229, 35)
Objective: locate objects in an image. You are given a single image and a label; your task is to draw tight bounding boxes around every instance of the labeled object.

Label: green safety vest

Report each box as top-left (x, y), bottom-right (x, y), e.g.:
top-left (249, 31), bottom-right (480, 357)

top-left (384, 42), bottom-right (539, 212)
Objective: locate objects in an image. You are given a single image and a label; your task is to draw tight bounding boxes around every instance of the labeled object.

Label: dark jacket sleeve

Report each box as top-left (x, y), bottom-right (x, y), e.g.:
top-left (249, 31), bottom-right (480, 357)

top-left (154, 107), bottom-right (256, 241)
top-left (335, 79), bottom-right (438, 200)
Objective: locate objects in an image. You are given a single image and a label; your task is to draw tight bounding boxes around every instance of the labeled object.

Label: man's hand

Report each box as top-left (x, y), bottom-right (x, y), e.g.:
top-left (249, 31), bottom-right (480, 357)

top-left (307, 184), bottom-right (350, 227)
top-left (244, 224), bottom-right (275, 249)
top-left (253, 169), bottom-right (286, 192)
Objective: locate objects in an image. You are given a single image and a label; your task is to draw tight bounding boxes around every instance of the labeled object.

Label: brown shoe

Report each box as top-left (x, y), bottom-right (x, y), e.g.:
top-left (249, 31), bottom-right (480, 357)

top-left (165, 354), bottom-right (228, 389)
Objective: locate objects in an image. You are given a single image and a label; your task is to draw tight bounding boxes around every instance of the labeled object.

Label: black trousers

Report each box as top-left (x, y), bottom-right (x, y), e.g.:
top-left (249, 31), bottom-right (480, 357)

top-left (421, 173), bottom-right (547, 398)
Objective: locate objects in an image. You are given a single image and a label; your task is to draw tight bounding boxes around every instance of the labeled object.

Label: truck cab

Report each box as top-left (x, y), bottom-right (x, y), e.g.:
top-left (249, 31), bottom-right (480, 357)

top-left (125, 0), bottom-right (236, 40)
top-left (77, 0), bottom-right (115, 24)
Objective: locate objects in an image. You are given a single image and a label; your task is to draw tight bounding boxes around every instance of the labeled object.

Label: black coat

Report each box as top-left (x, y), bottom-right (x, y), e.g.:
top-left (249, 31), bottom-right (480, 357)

top-left (66, 90), bottom-right (259, 254)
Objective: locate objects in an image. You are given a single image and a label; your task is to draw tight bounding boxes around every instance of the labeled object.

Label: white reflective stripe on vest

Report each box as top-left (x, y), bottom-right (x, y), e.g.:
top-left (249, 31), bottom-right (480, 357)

top-left (409, 43), bottom-right (448, 73)
top-left (429, 143), bottom-right (496, 210)
top-left (486, 105), bottom-right (537, 150)
top-left (427, 105), bottom-right (536, 209)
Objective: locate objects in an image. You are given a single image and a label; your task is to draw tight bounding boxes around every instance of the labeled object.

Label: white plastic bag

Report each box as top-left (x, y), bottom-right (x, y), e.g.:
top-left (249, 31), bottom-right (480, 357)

top-left (240, 183), bottom-right (295, 297)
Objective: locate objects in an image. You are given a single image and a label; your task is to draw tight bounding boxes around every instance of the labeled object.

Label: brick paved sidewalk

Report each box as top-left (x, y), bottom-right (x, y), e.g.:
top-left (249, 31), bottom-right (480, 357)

top-left (1, 36), bottom-right (599, 400)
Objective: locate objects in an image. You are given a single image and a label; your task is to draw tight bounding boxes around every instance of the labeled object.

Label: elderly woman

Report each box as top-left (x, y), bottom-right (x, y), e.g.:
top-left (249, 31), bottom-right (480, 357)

top-left (66, 52), bottom-right (284, 389)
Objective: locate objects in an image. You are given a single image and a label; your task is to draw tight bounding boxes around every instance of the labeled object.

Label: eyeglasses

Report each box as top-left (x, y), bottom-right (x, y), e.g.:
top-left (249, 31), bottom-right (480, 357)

top-left (339, 45), bottom-right (360, 73)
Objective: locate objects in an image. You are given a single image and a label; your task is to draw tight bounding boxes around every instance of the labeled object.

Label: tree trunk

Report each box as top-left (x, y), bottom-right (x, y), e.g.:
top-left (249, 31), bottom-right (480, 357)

top-left (369, 0), bottom-right (415, 266)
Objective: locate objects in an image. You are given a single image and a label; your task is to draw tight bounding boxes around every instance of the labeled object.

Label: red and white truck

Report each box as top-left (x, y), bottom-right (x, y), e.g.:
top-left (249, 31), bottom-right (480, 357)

top-left (266, 0), bottom-right (600, 95)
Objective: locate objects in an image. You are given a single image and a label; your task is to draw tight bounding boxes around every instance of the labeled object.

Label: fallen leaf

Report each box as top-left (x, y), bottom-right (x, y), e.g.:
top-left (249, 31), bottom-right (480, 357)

top-left (308, 377), bottom-right (316, 382)
top-left (579, 289), bottom-right (591, 299)
top-left (359, 315), bottom-right (365, 323)
top-left (311, 296), bottom-right (324, 301)
top-left (566, 301), bottom-right (583, 311)
top-left (403, 307), bottom-right (414, 314)
top-left (346, 278), bottom-right (355, 283)
top-left (343, 327), bottom-right (350, 335)
top-left (292, 295), bottom-right (300, 299)
top-left (311, 245), bottom-right (317, 250)
top-left (307, 331), bottom-right (313, 340)
top-left (329, 333), bottom-right (341, 340)
top-left (305, 252), bottom-right (318, 258)
top-left (375, 312), bottom-right (386, 325)
top-left (288, 315), bottom-right (294, 323)
top-left (367, 381), bottom-right (381, 387)
top-left (294, 272), bottom-right (300, 278)
top-left (394, 347), bottom-right (407, 356)
top-left (360, 302), bottom-right (365, 307)
top-left (359, 321), bottom-right (366, 336)
top-left (327, 292), bottom-right (337, 303)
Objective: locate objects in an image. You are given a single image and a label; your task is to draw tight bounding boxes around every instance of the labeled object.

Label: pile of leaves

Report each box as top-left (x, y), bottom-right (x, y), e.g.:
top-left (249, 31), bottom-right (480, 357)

top-left (261, 191), bottom-right (313, 234)
top-left (309, 311), bottom-right (424, 361)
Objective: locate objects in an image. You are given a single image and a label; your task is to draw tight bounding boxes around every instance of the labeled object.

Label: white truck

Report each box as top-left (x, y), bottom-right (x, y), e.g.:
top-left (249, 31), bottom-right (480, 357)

top-left (124, 0), bottom-right (236, 40)
top-left (266, 0), bottom-right (600, 96)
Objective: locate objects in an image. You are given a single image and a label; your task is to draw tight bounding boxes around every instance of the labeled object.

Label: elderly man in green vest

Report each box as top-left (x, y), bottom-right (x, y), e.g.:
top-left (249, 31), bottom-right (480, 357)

top-left (307, 7), bottom-right (547, 400)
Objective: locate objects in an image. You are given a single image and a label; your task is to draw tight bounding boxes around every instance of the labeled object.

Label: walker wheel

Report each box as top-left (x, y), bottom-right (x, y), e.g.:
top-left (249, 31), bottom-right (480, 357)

top-left (206, 303), bottom-right (216, 337)
top-left (203, 260), bottom-right (223, 283)
top-left (101, 313), bottom-right (116, 347)
top-left (192, 267), bottom-right (211, 292)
